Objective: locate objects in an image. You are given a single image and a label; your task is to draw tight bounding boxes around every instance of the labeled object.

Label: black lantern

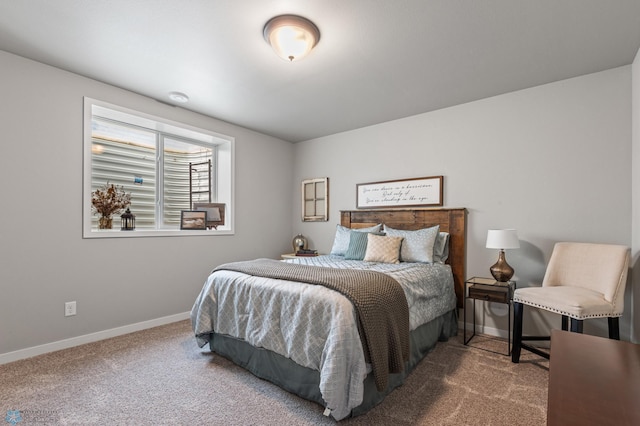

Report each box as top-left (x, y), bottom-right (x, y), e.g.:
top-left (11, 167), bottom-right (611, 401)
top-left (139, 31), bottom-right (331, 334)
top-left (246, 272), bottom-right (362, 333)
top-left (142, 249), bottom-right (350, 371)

top-left (120, 208), bottom-right (135, 231)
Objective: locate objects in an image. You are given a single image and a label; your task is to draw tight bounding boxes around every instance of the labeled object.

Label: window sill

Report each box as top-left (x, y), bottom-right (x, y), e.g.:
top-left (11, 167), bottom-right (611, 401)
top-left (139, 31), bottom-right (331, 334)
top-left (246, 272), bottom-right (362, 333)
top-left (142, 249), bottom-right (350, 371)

top-left (83, 228), bottom-right (234, 239)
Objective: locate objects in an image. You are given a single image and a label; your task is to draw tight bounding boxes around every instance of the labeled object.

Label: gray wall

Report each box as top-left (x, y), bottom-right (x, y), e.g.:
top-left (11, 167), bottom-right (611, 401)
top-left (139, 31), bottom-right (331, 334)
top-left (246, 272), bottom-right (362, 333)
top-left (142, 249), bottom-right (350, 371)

top-left (0, 51), bottom-right (295, 357)
top-left (1, 49), bottom-right (637, 360)
top-left (293, 66), bottom-right (634, 341)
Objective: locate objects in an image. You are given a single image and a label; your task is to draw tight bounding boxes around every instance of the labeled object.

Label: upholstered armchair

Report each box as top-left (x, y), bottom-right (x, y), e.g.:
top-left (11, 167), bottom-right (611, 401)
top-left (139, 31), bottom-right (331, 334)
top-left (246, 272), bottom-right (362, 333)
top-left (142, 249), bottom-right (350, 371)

top-left (511, 242), bottom-right (630, 363)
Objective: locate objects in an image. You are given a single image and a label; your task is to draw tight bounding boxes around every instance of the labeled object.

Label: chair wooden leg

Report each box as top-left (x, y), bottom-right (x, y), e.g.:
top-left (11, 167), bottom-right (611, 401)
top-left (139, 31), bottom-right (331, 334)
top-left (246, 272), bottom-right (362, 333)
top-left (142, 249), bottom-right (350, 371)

top-left (608, 317), bottom-right (620, 340)
top-left (570, 318), bottom-right (583, 333)
top-left (562, 315), bottom-right (568, 331)
top-left (512, 302), bottom-right (524, 363)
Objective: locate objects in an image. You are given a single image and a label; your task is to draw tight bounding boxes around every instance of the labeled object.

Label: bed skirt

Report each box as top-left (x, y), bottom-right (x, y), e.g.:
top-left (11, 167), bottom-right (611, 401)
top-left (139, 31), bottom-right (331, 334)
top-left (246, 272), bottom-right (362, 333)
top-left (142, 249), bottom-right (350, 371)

top-left (207, 309), bottom-right (458, 419)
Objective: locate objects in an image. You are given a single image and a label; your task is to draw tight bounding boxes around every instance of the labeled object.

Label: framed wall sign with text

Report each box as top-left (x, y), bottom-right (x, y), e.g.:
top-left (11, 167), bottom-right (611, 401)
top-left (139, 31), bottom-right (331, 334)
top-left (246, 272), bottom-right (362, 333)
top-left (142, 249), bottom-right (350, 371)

top-left (356, 176), bottom-right (443, 209)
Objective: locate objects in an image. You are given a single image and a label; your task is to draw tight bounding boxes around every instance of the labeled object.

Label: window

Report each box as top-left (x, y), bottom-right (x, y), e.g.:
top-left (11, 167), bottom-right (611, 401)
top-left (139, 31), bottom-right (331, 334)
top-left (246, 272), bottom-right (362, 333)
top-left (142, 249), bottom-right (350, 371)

top-left (83, 98), bottom-right (234, 238)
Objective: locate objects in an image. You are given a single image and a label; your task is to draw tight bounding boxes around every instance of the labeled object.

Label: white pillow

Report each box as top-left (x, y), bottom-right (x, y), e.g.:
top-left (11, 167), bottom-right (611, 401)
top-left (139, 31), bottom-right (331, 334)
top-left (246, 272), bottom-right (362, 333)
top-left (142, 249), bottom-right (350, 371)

top-left (383, 225), bottom-right (440, 263)
top-left (329, 224), bottom-right (382, 256)
top-left (363, 234), bottom-right (404, 264)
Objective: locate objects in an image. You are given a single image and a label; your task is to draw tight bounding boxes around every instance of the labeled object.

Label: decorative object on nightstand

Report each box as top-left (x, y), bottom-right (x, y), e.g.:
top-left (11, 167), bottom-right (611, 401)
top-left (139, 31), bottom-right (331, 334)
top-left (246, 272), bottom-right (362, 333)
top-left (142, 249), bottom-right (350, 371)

top-left (486, 229), bottom-right (520, 282)
top-left (282, 250), bottom-right (320, 260)
top-left (292, 234), bottom-right (308, 253)
top-left (464, 277), bottom-right (516, 355)
top-left (120, 208), bottom-right (135, 231)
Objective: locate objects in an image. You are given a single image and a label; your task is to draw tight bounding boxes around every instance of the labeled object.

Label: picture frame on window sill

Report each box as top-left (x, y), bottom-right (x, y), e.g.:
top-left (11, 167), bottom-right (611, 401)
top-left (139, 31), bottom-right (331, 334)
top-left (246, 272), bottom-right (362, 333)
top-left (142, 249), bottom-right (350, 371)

top-left (193, 202), bottom-right (226, 229)
top-left (180, 210), bottom-right (207, 230)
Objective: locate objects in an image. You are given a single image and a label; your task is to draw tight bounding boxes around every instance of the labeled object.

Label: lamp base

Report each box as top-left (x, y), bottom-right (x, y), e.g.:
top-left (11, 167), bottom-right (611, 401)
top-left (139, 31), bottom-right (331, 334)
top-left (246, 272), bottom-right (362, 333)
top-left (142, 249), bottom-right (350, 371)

top-left (490, 249), bottom-right (514, 282)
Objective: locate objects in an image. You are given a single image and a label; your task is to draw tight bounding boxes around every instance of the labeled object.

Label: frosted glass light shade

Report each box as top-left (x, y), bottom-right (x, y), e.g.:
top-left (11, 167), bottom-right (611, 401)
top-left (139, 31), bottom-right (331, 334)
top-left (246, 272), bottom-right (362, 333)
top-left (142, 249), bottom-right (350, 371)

top-left (264, 15), bottom-right (320, 62)
top-left (486, 229), bottom-right (520, 250)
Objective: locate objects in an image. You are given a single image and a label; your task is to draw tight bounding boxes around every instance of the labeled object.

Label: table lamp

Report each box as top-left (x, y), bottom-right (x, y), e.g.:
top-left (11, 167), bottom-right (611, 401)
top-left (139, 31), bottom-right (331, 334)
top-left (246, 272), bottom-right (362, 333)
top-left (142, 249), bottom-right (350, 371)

top-left (486, 229), bottom-right (519, 282)
top-left (292, 234), bottom-right (308, 253)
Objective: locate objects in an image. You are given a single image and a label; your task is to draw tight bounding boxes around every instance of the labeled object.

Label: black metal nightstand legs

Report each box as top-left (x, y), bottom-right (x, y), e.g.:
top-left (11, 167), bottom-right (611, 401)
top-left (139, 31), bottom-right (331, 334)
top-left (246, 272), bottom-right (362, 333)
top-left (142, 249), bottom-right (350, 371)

top-left (464, 277), bottom-right (514, 356)
top-left (463, 297), bottom-right (477, 345)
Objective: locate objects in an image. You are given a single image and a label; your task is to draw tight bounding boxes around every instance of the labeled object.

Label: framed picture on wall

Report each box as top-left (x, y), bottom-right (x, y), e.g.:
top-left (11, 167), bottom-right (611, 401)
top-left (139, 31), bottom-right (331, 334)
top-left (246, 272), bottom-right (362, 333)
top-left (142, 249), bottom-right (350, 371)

top-left (301, 178), bottom-right (329, 221)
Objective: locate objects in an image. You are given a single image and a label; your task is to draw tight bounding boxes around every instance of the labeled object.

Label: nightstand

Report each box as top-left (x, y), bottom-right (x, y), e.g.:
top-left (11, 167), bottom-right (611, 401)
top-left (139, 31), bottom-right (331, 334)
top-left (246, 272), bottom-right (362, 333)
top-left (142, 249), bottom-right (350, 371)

top-left (463, 276), bottom-right (516, 355)
top-left (281, 253), bottom-right (322, 260)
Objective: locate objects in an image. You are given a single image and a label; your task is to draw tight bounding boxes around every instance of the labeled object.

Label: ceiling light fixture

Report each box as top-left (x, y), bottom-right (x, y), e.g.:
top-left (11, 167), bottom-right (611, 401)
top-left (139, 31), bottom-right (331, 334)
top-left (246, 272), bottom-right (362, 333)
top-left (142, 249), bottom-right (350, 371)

top-left (263, 14), bottom-right (320, 62)
top-left (168, 91), bottom-right (189, 103)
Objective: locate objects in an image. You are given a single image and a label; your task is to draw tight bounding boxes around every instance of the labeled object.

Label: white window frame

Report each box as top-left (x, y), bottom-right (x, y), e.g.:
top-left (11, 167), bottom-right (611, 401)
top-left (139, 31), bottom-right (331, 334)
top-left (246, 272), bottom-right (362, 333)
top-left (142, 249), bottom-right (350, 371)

top-left (83, 97), bottom-right (234, 238)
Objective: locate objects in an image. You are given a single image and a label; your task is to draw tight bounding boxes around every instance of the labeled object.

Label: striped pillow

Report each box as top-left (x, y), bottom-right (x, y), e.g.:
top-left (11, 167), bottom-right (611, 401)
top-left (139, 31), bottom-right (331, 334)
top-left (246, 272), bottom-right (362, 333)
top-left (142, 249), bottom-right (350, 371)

top-left (330, 224), bottom-right (382, 256)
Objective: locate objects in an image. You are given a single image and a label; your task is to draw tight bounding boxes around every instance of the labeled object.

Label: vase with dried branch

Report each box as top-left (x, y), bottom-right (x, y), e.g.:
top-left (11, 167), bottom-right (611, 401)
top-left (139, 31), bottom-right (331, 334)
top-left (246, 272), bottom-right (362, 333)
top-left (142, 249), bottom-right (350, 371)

top-left (91, 182), bottom-right (131, 229)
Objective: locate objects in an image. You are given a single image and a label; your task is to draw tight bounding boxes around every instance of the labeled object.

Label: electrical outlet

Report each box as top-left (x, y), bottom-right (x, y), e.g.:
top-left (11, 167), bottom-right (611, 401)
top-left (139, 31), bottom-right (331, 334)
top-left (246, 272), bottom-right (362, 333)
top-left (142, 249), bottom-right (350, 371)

top-left (65, 301), bottom-right (76, 317)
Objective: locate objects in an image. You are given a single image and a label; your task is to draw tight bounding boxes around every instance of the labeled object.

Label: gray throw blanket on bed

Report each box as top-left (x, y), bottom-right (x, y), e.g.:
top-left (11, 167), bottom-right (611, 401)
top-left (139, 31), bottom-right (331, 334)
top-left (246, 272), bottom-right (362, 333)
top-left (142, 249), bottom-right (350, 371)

top-left (214, 258), bottom-right (410, 392)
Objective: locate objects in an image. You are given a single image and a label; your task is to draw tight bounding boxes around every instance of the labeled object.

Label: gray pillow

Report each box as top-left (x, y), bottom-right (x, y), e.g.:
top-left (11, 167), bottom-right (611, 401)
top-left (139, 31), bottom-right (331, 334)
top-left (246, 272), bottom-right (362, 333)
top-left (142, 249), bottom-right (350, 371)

top-left (433, 232), bottom-right (450, 263)
top-left (329, 224), bottom-right (382, 256)
top-left (383, 225), bottom-right (440, 263)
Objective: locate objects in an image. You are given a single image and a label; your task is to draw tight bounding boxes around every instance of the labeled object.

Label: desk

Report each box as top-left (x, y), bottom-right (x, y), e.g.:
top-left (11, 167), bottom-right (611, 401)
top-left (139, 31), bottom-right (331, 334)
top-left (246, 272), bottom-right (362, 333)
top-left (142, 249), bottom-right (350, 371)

top-left (547, 330), bottom-right (640, 425)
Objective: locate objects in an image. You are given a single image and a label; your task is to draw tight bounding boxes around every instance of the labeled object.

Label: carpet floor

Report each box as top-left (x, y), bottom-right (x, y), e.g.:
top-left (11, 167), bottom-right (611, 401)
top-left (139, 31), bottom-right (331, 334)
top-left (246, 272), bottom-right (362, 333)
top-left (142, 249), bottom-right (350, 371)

top-left (0, 320), bottom-right (549, 425)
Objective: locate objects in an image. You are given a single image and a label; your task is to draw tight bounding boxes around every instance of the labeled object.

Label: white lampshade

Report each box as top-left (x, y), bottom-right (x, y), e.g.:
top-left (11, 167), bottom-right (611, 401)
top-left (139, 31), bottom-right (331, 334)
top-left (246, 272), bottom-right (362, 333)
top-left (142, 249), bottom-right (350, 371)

top-left (263, 15), bottom-right (320, 62)
top-left (486, 229), bottom-right (520, 250)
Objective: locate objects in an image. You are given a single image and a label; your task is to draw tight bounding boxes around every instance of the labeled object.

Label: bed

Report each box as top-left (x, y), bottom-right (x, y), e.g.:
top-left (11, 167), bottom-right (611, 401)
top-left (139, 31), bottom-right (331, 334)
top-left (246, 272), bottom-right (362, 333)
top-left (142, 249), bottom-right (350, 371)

top-left (191, 208), bottom-right (467, 420)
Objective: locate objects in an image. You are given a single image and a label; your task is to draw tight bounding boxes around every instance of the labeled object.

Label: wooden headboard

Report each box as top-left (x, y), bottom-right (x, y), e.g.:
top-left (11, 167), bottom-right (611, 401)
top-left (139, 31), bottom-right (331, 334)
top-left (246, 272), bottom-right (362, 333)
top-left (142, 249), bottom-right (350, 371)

top-left (340, 208), bottom-right (467, 308)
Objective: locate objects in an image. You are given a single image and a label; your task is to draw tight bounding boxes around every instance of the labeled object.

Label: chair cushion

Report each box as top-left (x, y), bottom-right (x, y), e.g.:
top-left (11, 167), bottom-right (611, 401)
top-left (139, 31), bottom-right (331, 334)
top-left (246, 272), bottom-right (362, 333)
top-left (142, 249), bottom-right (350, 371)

top-left (514, 286), bottom-right (620, 319)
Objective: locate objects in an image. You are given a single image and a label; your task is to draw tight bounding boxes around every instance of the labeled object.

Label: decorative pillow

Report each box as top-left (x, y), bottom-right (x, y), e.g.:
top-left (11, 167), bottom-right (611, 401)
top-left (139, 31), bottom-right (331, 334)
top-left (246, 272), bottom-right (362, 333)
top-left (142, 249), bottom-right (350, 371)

top-left (345, 231), bottom-right (384, 260)
top-left (433, 232), bottom-right (450, 263)
top-left (383, 225), bottom-right (440, 263)
top-left (330, 224), bottom-right (382, 256)
top-left (363, 234), bottom-right (404, 264)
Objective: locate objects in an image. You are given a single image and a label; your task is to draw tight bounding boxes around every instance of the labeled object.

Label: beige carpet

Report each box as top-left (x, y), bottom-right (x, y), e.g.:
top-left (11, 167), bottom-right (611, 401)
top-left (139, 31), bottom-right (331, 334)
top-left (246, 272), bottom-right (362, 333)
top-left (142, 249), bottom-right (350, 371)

top-left (0, 321), bottom-right (548, 425)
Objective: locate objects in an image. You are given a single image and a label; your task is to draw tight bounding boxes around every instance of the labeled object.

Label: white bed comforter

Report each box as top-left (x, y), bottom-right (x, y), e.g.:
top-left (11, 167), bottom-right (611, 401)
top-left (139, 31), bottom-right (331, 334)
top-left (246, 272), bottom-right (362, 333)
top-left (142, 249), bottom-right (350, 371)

top-left (191, 255), bottom-right (456, 420)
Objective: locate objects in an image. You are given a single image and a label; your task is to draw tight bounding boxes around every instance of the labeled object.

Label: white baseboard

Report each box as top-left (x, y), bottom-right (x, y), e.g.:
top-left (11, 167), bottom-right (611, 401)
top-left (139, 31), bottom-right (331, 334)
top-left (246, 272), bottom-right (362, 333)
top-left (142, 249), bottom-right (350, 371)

top-left (1, 315), bottom-right (509, 365)
top-left (0, 311), bottom-right (190, 365)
